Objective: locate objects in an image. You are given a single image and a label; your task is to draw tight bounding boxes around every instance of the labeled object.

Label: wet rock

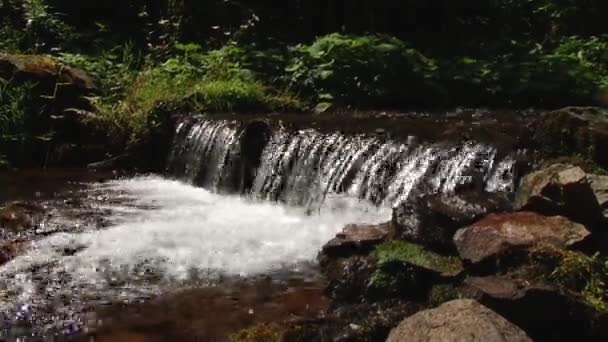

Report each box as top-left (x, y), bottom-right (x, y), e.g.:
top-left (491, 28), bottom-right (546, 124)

top-left (284, 300), bottom-right (421, 342)
top-left (532, 107), bottom-right (608, 168)
top-left (320, 222), bottom-right (394, 260)
top-left (323, 256), bottom-right (377, 303)
top-left (0, 202), bottom-right (46, 233)
top-left (454, 212), bottom-right (590, 265)
top-left (462, 275), bottom-right (608, 342)
top-left (387, 299), bottom-right (532, 342)
top-left (515, 164), bottom-right (604, 229)
top-left (238, 120), bottom-right (272, 192)
top-left (392, 191), bottom-right (511, 252)
top-left (321, 240), bottom-right (462, 303)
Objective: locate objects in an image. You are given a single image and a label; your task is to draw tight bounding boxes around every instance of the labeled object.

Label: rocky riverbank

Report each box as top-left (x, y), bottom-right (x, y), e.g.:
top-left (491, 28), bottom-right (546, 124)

top-left (262, 163), bottom-right (608, 341)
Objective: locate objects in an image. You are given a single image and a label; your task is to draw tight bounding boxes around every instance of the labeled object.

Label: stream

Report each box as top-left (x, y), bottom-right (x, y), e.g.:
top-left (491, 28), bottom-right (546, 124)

top-left (0, 113), bottom-right (525, 341)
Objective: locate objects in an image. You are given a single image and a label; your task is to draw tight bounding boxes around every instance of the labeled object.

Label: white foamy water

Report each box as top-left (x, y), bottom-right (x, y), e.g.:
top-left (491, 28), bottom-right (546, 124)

top-left (0, 176), bottom-right (389, 314)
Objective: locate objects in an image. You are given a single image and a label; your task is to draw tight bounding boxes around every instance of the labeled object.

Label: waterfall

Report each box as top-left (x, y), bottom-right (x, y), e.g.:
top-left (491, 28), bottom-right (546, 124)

top-left (167, 117), bottom-right (522, 207)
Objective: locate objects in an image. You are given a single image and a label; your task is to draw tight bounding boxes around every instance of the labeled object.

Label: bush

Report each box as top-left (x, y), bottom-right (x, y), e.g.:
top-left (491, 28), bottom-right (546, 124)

top-left (286, 33), bottom-right (441, 107)
top-left (95, 44), bottom-right (300, 142)
top-left (440, 51), bottom-right (599, 107)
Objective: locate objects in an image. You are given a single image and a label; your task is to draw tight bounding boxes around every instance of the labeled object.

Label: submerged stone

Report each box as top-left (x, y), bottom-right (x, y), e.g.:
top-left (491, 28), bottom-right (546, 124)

top-left (0, 201), bottom-right (46, 233)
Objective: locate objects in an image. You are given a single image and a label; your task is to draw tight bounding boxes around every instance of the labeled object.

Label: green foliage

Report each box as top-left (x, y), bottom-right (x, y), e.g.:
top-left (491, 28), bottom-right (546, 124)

top-left (530, 244), bottom-right (608, 313)
top-left (93, 44), bottom-right (301, 143)
top-left (0, 78), bottom-right (38, 142)
top-left (287, 33), bottom-right (440, 107)
top-left (0, 0), bottom-right (76, 52)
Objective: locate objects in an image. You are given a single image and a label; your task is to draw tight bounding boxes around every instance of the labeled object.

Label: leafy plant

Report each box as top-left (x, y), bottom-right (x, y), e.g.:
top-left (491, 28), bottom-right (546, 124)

top-left (287, 33), bottom-right (440, 107)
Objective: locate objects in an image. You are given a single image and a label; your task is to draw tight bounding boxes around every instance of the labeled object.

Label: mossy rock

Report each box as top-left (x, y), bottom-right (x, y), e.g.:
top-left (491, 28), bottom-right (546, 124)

top-left (529, 244), bottom-right (608, 314)
top-left (368, 241), bottom-right (463, 300)
top-left (0, 53), bottom-right (95, 91)
top-left (373, 241), bottom-right (463, 276)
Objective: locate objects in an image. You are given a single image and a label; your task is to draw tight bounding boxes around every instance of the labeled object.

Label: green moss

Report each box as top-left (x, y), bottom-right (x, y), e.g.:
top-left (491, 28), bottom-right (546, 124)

top-left (228, 323), bottom-right (282, 342)
top-left (367, 241), bottom-right (462, 299)
top-left (429, 284), bottom-right (461, 307)
top-left (530, 244), bottom-right (608, 313)
top-left (373, 241), bottom-right (462, 276)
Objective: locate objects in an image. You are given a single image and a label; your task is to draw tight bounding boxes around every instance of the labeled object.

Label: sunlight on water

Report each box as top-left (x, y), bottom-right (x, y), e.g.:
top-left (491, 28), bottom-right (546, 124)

top-left (0, 176), bottom-right (390, 316)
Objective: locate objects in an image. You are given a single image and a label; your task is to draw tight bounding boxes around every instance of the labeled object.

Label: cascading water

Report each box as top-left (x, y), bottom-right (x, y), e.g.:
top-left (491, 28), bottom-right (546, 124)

top-left (168, 117), bottom-right (521, 208)
top-left (0, 114), bottom-right (524, 339)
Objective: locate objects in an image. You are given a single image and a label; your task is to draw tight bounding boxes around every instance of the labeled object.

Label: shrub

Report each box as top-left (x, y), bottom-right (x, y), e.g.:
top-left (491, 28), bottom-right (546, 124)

top-left (286, 33), bottom-right (440, 107)
top-left (440, 51), bottom-right (599, 107)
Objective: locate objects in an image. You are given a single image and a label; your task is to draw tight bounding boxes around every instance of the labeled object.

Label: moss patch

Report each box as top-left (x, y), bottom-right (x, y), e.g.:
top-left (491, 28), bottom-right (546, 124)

top-left (373, 241), bottom-right (463, 276)
top-left (368, 241), bottom-right (463, 299)
top-left (228, 323), bottom-right (283, 342)
top-left (530, 244), bottom-right (608, 313)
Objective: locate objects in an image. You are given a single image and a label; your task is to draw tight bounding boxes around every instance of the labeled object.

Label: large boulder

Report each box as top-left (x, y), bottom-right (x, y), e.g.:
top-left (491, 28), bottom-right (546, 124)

top-left (514, 164), bottom-right (603, 229)
top-left (454, 212), bottom-right (590, 265)
top-left (462, 276), bottom-right (608, 341)
top-left (531, 107), bottom-right (608, 169)
top-left (386, 299), bottom-right (532, 342)
top-left (392, 191), bottom-right (511, 252)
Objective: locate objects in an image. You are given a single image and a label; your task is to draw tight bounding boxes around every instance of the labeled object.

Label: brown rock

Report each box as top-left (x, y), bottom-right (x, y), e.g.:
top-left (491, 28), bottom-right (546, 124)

top-left (321, 222), bottom-right (393, 259)
top-left (0, 54), bottom-right (95, 91)
top-left (454, 212), bottom-right (590, 264)
top-left (386, 299), bottom-right (532, 342)
top-left (392, 191), bottom-right (511, 252)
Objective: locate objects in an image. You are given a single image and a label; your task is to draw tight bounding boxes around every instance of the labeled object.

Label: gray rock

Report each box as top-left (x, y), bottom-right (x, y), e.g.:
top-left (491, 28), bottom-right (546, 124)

top-left (515, 164), bottom-right (603, 229)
